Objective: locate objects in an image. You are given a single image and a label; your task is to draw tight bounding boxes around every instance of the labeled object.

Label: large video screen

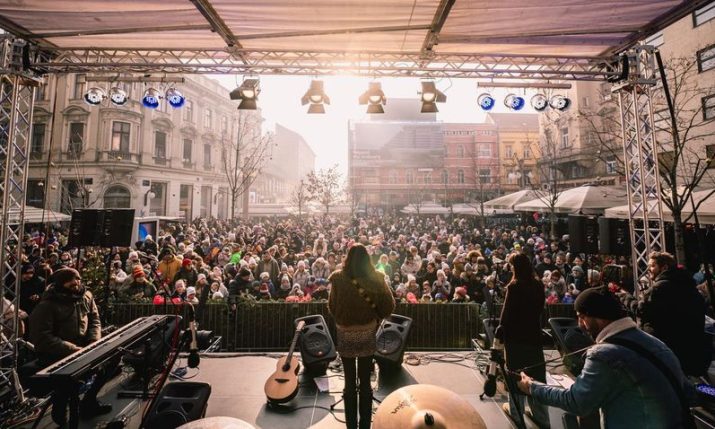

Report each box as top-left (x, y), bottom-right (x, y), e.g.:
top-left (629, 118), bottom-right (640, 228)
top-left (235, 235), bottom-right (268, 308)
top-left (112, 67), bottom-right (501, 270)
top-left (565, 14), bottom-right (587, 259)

top-left (138, 221), bottom-right (156, 242)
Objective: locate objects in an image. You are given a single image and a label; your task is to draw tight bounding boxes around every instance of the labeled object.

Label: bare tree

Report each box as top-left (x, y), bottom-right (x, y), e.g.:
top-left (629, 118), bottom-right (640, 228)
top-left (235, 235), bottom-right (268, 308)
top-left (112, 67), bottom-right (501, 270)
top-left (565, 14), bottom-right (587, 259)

top-left (533, 113), bottom-right (565, 240)
top-left (289, 178), bottom-right (309, 218)
top-left (220, 111), bottom-right (274, 219)
top-left (305, 165), bottom-right (342, 215)
top-left (581, 56), bottom-right (715, 262)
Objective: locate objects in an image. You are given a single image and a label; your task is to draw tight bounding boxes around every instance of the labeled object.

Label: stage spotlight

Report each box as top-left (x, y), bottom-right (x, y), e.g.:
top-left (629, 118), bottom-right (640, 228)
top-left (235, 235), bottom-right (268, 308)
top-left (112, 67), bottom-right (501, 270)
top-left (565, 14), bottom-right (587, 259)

top-left (165, 87), bottom-right (185, 109)
top-left (530, 93), bottom-right (548, 112)
top-left (230, 78), bottom-right (261, 110)
top-left (359, 82), bottom-right (386, 114)
top-left (142, 88), bottom-right (162, 109)
top-left (108, 87), bottom-right (128, 106)
top-left (504, 93), bottom-right (525, 111)
top-left (83, 87), bottom-right (107, 106)
top-left (419, 81), bottom-right (446, 113)
top-left (477, 93), bottom-right (495, 111)
top-left (549, 95), bottom-right (571, 111)
top-left (301, 80), bottom-right (330, 114)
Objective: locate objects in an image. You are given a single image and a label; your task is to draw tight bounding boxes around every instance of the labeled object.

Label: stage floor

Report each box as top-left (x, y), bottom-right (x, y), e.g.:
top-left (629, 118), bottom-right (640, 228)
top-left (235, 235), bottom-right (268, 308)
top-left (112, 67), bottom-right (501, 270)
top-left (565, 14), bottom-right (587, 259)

top-left (26, 350), bottom-right (572, 429)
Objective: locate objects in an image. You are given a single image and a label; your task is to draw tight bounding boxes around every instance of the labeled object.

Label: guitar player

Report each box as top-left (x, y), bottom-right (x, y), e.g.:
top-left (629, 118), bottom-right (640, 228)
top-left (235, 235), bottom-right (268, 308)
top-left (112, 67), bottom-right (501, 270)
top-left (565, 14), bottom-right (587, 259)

top-left (30, 268), bottom-right (118, 427)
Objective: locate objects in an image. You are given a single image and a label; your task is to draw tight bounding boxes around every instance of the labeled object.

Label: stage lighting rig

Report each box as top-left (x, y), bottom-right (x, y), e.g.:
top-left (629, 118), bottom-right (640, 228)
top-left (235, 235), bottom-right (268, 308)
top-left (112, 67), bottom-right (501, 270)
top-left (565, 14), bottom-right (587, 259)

top-left (230, 78), bottom-right (261, 110)
top-left (83, 87), bottom-right (107, 106)
top-left (419, 81), bottom-right (446, 113)
top-left (301, 80), bottom-right (330, 114)
top-left (504, 93), bottom-right (525, 111)
top-left (141, 88), bottom-right (162, 109)
top-left (165, 87), bottom-right (186, 108)
top-left (109, 87), bottom-right (128, 106)
top-left (477, 93), bottom-right (495, 111)
top-left (359, 82), bottom-right (386, 114)
top-left (530, 94), bottom-right (548, 112)
top-left (549, 95), bottom-right (571, 111)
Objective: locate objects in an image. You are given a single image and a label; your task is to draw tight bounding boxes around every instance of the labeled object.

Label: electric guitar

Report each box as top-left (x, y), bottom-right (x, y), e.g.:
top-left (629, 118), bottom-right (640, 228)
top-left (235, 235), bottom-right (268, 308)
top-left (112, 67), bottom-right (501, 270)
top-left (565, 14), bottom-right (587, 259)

top-left (264, 321), bottom-right (305, 403)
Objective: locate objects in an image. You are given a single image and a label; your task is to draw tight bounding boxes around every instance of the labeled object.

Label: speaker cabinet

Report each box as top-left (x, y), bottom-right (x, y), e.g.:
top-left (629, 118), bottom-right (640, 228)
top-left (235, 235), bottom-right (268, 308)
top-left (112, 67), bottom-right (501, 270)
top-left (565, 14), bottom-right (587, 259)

top-left (143, 382), bottom-right (211, 429)
top-left (67, 208), bottom-right (135, 248)
top-left (374, 314), bottom-right (412, 370)
top-left (548, 318), bottom-right (593, 377)
top-left (101, 209), bottom-right (135, 247)
top-left (568, 215), bottom-right (599, 254)
top-left (598, 217), bottom-right (631, 256)
top-left (295, 315), bottom-right (336, 376)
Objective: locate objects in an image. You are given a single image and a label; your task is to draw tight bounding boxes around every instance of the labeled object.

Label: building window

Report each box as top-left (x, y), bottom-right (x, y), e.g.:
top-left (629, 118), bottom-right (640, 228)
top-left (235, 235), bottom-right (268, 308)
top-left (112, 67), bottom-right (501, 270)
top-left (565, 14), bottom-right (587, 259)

top-left (606, 160), bottom-right (617, 174)
top-left (698, 45), bottom-right (715, 73)
top-left (35, 84), bottom-right (47, 101)
top-left (706, 144), bottom-right (715, 169)
top-left (424, 172), bottom-right (432, 184)
top-left (523, 146), bottom-right (531, 158)
top-left (581, 96), bottom-right (590, 107)
top-left (179, 184), bottom-right (193, 221)
top-left (68, 122), bottom-right (84, 158)
top-left (221, 116), bottom-right (228, 133)
top-left (204, 108), bottom-right (212, 129)
top-left (457, 170), bottom-right (465, 184)
top-left (203, 143), bottom-right (212, 169)
top-left (704, 94), bottom-right (715, 121)
top-left (184, 100), bottom-right (194, 122)
top-left (111, 121), bottom-right (131, 154)
top-left (183, 138), bottom-right (193, 164)
top-left (694, 1), bottom-right (715, 26)
top-left (406, 171), bottom-right (414, 184)
top-left (388, 171), bottom-right (397, 184)
top-left (155, 131), bottom-right (167, 163)
top-left (560, 127), bottom-right (571, 148)
top-left (72, 74), bottom-right (85, 99)
top-left (505, 145), bottom-right (513, 158)
top-left (26, 179), bottom-right (45, 207)
top-left (104, 185), bottom-right (131, 208)
top-left (478, 145), bottom-right (492, 157)
top-left (441, 170), bottom-right (448, 184)
top-left (456, 145), bottom-right (464, 157)
top-left (644, 31), bottom-right (664, 48)
top-left (200, 185), bottom-right (212, 217)
top-left (61, 180), bottom-right (82, 213)
top-left (479, 169), bottom-right (491, 184)
top-left (31, 123), bottom-right (45, 159)
top-left (149, 182), bottom-right (167, 216)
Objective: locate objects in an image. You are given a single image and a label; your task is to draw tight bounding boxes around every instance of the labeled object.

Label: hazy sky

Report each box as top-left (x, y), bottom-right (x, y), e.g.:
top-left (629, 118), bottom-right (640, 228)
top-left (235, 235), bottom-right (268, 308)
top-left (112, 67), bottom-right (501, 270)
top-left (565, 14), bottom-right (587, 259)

top-left (212, 75), bottom-right (536, 174)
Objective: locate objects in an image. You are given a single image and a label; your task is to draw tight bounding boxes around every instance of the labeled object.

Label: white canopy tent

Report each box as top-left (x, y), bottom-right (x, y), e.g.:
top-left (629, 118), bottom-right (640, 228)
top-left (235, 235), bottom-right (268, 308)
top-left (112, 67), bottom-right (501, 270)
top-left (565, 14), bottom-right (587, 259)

top-left (401, 202), bottom-right (450, 215)
top-left (7, 206), bottom-right (71, 225)
top-left (604, 189), bottom-right (715, 225)
top-left (451, 203), bottom-right (513, 216)
top-left (483, 190), bottom-right (541, 211)
top-left (513, 185), bottom-right (629, 214)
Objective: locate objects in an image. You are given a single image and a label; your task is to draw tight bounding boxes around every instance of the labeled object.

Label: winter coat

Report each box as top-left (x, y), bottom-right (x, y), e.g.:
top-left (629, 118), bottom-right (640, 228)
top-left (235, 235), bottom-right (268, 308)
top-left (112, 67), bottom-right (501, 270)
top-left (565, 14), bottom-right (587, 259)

top-left (29, 285), bottom-right (101, 364)
top-left (328, 270), bottom-right (395, 326)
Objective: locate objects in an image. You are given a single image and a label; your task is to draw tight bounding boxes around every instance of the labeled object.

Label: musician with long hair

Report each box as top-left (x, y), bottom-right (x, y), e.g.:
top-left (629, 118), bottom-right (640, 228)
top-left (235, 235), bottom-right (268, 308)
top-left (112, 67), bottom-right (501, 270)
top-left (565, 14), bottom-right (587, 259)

top-left (498, 253), bottom-right (550, 428)
top-left (328, 244), bottom-right (395, 429)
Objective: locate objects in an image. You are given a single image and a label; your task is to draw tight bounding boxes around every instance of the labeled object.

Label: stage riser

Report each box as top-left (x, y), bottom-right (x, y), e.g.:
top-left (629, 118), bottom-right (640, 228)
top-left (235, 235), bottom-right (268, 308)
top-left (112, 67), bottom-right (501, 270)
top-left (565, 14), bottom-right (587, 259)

top-left (106, 302), bottom-right (575, 352)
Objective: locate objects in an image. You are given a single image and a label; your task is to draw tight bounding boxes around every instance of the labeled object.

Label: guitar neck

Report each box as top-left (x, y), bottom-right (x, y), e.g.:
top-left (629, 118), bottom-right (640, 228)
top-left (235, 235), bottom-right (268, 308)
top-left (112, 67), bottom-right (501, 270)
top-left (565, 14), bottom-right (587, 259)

top-left (285, 321), bottom-right (306, 365)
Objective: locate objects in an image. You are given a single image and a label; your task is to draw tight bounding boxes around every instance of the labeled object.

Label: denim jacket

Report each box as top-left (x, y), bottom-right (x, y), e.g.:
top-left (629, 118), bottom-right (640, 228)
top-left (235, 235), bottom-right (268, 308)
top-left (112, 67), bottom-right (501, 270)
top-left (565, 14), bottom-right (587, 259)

top-left (530, 321), bottom-right (693, 428)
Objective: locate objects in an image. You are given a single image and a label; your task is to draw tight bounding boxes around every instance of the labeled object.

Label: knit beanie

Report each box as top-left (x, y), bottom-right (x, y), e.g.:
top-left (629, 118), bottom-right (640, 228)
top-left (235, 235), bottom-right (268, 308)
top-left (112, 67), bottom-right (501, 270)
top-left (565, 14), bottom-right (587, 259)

top-left (132, 265), bottom-right (145, 278)
top-left (182, 258), bottom-right (192, 267)
top-left (574, 286), bottom-right (626, 320)
top-left (54, 268), bottom-right (80, 287)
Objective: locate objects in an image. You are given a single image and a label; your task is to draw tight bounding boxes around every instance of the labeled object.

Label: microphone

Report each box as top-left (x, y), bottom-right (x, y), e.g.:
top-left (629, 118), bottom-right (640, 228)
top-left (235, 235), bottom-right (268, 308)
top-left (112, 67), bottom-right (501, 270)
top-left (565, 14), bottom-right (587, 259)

top-left (482, 337), bottom-right (502, 397)
top-left (187, 303), bottom-right (200, 369)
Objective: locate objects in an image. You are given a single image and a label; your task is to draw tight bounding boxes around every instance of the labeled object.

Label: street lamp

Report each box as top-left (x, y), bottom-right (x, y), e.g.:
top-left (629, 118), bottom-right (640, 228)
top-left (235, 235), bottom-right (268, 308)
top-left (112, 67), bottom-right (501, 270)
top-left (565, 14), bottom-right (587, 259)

top-left (144, 189), bottom-right (156, 206)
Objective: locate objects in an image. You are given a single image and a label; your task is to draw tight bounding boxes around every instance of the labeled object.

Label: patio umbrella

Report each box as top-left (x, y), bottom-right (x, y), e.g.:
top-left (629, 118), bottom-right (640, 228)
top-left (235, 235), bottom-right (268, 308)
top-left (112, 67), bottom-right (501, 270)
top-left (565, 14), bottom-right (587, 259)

top-left (604, 189), bottom-right (715, 225)
top-left (514, 185), bottom-right (628, 215)
top-left (401, 202), bottom-right (450, 215)
top-left (483, 190), bottom-right (540, 210)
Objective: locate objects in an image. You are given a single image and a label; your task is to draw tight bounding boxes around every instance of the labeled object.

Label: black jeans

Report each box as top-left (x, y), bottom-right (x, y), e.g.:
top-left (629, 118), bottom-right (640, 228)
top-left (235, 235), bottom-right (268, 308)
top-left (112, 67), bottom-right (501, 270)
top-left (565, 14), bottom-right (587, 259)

top-left (342, 356), bottom-right (373, 429)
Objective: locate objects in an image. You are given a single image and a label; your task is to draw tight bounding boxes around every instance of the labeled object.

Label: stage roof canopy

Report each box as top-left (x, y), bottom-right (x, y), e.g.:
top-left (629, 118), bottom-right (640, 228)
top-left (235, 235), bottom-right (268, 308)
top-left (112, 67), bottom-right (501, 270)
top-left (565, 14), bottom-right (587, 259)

top-left (0, 0), bottom-right (709, 78)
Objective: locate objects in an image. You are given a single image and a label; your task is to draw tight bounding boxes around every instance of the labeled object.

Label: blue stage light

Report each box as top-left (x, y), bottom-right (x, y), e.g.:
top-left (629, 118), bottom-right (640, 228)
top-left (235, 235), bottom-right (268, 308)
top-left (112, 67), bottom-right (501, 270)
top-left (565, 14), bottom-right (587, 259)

top-left (83, 87), bottom-right (106, 106)
top-left (142, 88), bottom-right (162, 109)
top-left (477, 93), bottom-right (495, 111)
top-left (165, 88), bottom-right (185, 108)
top-left (505, 94), bottom-right (525, 111)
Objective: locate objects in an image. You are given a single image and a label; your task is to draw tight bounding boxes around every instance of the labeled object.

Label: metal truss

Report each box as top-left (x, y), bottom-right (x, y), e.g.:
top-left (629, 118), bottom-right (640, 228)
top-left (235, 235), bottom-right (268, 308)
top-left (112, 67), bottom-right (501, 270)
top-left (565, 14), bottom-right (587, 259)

top-left (615, 46), bottom-right (665, 292)
top-left (0, 37), bottom-right (37, 412)
top-left (33, 47), bottom-right (621, 80)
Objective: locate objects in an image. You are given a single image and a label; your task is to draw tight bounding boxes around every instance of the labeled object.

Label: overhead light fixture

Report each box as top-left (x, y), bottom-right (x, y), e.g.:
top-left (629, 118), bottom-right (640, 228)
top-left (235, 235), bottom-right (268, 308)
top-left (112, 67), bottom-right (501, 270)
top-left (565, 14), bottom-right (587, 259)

top-left (419, 81), bottom-right (446, 113)
top-left (477, 93), bottom-right (495, 111)
top-left (230, 78), bottom-right (261, 110)
top-left (83, 87), bottom-right (107, 106)
top-left (301, 80), bottom-right (330, 114)
top-left (141, 88), bottom-right (162, 109)
top-left (530, 94), bottom-right (548, 112)
top-left (165, 87), bottom-right (185, 109)
top-left (359, 82), bottom-right (386, 114)
top-left (504, 93), bottom-right (525, 111)
top-left (549, 95), bottom-right (571, 111)
top-left (108, 87), bottom-right (128, 106)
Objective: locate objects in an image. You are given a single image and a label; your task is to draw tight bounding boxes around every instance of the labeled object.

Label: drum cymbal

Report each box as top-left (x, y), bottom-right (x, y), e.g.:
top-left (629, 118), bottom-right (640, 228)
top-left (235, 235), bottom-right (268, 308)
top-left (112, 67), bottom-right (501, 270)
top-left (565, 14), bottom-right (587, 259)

top-left (177, 416), bottom-right (256, 429)
top-left (373, 384), bottom-right (486, 429)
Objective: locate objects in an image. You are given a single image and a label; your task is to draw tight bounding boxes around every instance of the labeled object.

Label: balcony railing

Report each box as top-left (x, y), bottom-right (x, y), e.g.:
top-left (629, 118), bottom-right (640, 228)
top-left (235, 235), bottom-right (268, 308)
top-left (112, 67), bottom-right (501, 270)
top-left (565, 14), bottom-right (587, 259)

top-left (96, 150), bottom-right (142, 163)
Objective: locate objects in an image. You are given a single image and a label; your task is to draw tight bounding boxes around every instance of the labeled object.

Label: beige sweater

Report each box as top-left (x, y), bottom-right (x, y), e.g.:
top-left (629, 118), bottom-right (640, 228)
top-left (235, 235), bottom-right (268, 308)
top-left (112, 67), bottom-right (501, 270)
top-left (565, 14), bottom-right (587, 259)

top-left (328, 270), bottom-right (395, 326)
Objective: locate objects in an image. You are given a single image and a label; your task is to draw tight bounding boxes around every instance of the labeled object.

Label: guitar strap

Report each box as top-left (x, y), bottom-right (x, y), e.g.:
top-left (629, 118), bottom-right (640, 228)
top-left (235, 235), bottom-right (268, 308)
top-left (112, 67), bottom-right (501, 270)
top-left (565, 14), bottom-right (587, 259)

top-left (351, 278), bottom-right (379, 320)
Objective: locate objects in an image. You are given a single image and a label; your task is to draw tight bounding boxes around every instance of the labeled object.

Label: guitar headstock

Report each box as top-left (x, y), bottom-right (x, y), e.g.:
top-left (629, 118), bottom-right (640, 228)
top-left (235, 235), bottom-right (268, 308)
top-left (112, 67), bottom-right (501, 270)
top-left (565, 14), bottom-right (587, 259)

top-left (295, 320), bottom-right (306, 332)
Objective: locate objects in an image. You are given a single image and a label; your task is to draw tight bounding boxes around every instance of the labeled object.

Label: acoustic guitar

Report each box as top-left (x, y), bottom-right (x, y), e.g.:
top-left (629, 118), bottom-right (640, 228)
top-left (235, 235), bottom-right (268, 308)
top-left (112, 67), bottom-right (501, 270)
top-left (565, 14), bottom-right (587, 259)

top-left (264, 320), bottom-right (305, 404)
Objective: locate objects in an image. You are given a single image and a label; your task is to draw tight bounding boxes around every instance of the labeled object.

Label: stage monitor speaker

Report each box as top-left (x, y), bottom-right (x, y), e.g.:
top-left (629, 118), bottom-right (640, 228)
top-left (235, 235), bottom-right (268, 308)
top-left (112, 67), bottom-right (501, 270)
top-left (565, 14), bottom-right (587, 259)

top-left (598, 217), bottom-right (630, 256)
top-left (568, 215), bottom-right (599, 254)
top-left (143, 382), bottom-right (211, 429)
top-left (374, 314), bottom-right (412, 370)
top-left (68, 209), bottom-right (104, 247)
top-left (295, 315), bottom-right (336, 376)
top-left (101, 208), bottom-right (135, 247)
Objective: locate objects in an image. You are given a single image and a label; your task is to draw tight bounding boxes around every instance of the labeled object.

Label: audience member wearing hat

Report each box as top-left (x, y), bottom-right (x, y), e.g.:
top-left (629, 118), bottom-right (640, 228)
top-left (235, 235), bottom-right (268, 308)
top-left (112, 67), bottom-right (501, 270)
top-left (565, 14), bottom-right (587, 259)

top-left (518, 286), bottom-right (693, 429)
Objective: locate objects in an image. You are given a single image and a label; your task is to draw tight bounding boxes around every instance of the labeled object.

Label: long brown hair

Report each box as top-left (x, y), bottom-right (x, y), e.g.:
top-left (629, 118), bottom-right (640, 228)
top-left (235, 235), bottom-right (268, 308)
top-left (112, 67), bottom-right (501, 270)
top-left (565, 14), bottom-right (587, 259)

top-left (343, 244), bottom-right (375, 279)
top-left (508, 253), bottom-right (540, 287)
